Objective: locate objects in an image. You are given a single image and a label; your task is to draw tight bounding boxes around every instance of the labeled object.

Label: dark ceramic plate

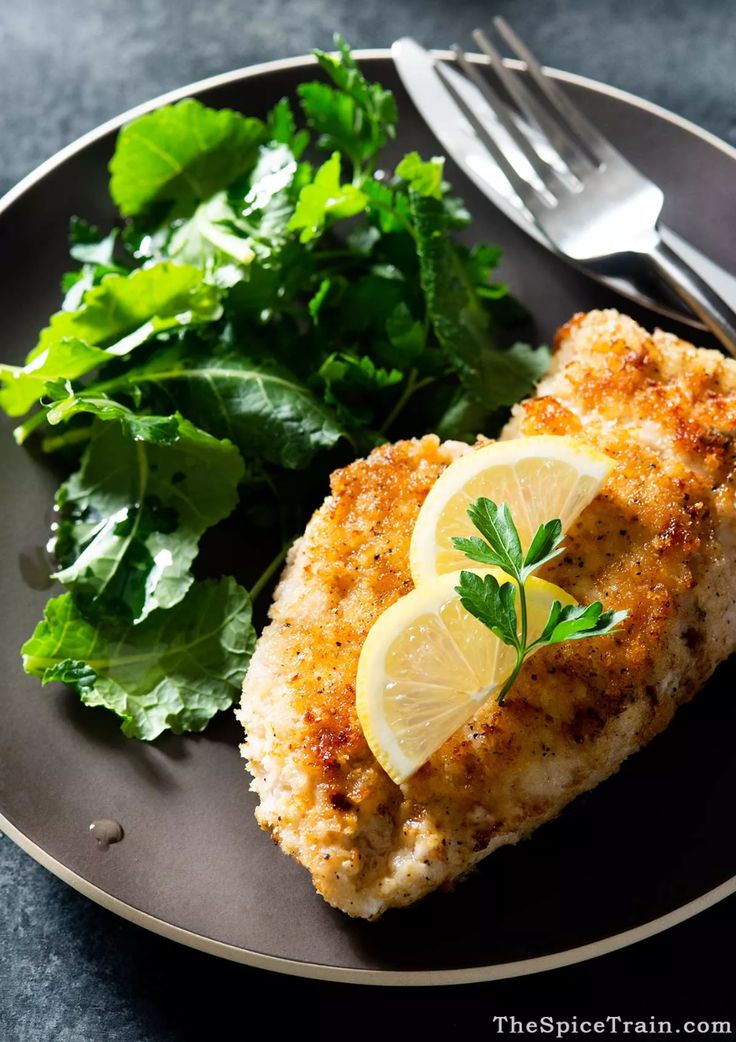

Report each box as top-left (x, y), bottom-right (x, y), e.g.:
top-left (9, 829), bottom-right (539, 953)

top-left (1, 52), bottom-right (735, 986)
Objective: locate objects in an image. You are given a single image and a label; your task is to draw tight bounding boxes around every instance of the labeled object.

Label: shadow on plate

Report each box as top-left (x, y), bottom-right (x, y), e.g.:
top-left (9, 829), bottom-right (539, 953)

top-left (335, 660), bottom-right (736, 972)
top-left (55, 682), bottom-right (243, 789)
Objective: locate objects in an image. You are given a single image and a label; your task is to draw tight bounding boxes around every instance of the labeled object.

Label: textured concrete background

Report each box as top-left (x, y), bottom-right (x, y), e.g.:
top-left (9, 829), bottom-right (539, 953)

top-left (2, 0), bottom-right (735, 1038)
top-left (1, 0), bottom-right (735, 196)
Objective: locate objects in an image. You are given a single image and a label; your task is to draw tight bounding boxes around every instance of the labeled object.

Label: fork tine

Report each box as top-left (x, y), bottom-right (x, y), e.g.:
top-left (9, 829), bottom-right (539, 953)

top-left (433, 59), bottom-right (551, 216)
top-left (492, 17), bottom-right (609, 168)
top-left (471, 28), bottom-right (589, 181)
top-left (451, 44), bottom-right (565, 193)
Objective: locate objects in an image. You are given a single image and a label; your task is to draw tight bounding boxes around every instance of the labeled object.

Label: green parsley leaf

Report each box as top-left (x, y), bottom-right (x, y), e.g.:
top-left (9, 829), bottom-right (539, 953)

top-left (318, 352), bottom-right (402, 427)
top-left (333, 268), bottom-right (408, 338)
top-left (453, 499), bottom-right (523, 579)
top-left (22, 577), bottom-right (255, 740)
top-left (455, 570), bottom-right (518, 648)
top-left (299, 35), bottom-right (397, 171)
top-left (314, 35), bottom-right (397, 134)
top-left (298, 83), bottom-right (360, 164)
top-left (472, 342), bottom-right (551, 413)
top-left (533, 602), bottom-right (628, 648)
top-left (362, 179), bottom-right (413, 234)
top-left (434, 391), bottom-right (498, 444)
top-left (384, 302), bottom-right (426, 368)
top-left (267, 98), bottom-right (309, 159)
top-left (287, 152), bottom-right (367, 243)
top-left (453, 497), bottom-right (629, 704)
top-left (395, 152), bottom-right (445, 200)
top-left (523, 518), bottom-right (565, 573)
top-left (308, 278), bottom-right (333, 324)
top-left (109, 98), bottom-right (266, 218)
top-left (463, 242), bottom-right (503, 287)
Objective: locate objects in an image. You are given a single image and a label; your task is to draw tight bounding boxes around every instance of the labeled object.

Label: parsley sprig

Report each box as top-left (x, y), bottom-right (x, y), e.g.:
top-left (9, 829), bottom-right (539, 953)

top-left (453, 499), bottom-right (628, 704)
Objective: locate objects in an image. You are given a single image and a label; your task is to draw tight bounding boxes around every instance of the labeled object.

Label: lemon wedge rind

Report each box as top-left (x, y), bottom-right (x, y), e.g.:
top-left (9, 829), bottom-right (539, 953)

top-left (409, 435), bottom-right (615, 587)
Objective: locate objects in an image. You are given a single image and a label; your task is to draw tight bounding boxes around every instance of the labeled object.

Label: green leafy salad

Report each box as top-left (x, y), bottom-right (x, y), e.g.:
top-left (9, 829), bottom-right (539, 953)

top-left (2, 38), bottom-right (549, 740)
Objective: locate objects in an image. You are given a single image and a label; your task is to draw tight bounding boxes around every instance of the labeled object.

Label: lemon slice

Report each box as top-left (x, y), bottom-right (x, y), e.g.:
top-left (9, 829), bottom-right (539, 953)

top-left (410, 435), bottom-right (614, 586)
top-left (356, 569), bottom-right (575, 784)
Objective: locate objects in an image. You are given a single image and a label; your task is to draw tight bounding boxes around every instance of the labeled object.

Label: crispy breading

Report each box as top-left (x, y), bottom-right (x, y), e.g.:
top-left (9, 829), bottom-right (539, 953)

top-left (238, 310), bottom-right (736, 918)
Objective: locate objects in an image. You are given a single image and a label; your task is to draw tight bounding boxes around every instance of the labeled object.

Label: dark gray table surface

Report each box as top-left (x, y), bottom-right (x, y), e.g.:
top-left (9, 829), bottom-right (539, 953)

top-left (1, 1), bottom-right (735, 1039)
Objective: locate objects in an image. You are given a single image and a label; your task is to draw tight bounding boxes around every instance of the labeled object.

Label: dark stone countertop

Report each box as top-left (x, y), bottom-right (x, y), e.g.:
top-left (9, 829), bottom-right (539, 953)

top-left (1, 1), bottom-right (735, 1038)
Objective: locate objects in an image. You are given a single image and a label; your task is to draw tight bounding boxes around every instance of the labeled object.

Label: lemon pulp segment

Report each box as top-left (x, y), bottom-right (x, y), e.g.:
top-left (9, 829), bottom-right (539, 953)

top-left (356, 570), bottom-right (575, 784)
top-left (410, 435), bottom-right (614, 586)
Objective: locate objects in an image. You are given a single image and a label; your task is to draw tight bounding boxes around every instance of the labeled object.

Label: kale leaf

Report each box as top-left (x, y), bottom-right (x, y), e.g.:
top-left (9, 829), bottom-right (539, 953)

top-left (1, 263), bottom-right (221, 417)
top-left (109, 98), bottom-right (266, 218)
top-left (94, 340), bottom-right (346, 469)
top-left (51, 411), bottom-right (244, 622)
top-left (22, 577), bottom-right (255, 739)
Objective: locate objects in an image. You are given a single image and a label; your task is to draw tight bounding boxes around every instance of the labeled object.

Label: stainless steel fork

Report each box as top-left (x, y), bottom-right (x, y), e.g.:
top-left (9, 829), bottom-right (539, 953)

top-left (434, 17), bottom-right (736, 357)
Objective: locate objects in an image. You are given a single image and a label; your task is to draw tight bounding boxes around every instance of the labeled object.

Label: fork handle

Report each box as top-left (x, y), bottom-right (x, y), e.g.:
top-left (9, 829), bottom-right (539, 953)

top-left (645, 239), bottom-right (736, 357)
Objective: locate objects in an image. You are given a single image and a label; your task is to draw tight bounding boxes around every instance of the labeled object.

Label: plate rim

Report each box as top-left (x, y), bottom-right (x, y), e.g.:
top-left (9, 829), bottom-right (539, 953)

top-left (2, 47), bottom-right (735, 986)
top-left (3, 812), bottom-right (735, 986)
top-left (1, 47), bottom-right (735, 219)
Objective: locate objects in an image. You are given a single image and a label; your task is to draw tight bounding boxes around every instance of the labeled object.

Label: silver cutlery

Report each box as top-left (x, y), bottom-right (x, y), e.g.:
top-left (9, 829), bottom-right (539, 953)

top-left (392, 24), bottom-right (736, 353)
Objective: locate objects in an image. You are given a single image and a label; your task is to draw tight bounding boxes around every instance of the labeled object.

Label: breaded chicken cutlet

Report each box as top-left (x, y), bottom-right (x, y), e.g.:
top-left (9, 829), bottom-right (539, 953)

top-left (237, 309), bottom-right (736, 919)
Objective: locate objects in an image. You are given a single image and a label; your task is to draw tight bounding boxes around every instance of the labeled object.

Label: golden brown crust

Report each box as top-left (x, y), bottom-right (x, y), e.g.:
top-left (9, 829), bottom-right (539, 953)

top-left (279, 436), bottom-right (464, 775)
top-left (239, 310), bottom-right (736, 918)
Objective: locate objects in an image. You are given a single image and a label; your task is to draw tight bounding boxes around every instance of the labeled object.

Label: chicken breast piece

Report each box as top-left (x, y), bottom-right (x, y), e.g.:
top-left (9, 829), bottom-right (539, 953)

top-left (238, 309), bottom-right (736, 919)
